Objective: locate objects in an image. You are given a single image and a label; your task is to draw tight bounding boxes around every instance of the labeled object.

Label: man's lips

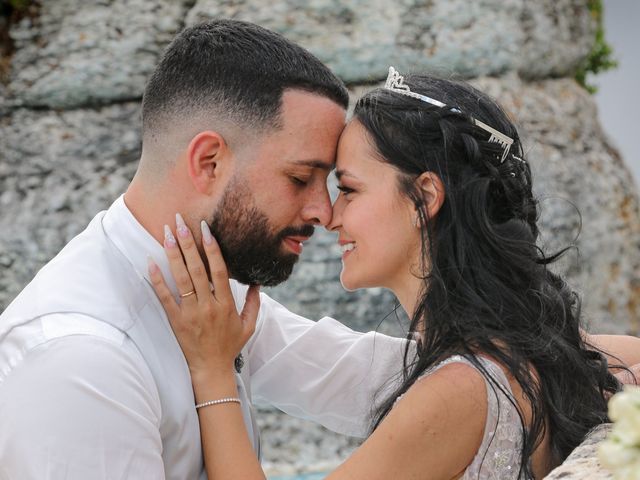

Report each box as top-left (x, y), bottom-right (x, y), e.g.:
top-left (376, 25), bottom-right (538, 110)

top-left (283, 236), bottom-right (310, 255)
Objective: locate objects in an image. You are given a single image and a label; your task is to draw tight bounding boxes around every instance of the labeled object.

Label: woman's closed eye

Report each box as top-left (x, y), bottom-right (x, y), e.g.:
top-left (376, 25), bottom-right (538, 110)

top-left (337, 185), bottom-right (355, 195)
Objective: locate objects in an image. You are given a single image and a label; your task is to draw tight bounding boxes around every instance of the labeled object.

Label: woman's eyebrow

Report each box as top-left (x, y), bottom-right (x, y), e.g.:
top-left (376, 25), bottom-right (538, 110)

top-left (335, 169), bottom-right (357, 180)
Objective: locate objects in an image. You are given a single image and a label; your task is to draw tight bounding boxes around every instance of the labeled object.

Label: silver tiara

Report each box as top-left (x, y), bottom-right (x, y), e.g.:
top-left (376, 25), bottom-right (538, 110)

top-left (384, 66), bottom-right (514, 163)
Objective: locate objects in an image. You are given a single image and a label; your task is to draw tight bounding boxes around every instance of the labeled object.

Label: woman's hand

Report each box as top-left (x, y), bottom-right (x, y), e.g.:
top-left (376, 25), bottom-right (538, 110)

top-left (148, 215), bottom-right (266, 480)
top-left (148, 214), bottom-right (260, 381)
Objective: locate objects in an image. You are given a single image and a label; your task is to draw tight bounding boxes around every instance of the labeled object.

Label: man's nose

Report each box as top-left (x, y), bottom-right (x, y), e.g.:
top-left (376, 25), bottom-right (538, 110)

top-left (301, 188), bottom-right (333, 226)
top-left (327, 196), bottom-right (344, 232)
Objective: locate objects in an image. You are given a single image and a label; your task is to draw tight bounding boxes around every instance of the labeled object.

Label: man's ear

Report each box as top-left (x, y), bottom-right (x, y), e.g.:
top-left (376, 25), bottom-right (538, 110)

top-left (186, 131), bottom-right (230, 195)
top-left (415, 171), bottom-right (445, 220)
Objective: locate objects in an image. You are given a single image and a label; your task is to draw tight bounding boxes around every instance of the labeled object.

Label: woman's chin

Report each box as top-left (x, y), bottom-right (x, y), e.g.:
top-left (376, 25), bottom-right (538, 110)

top-left (339, 270), bottom-right (369, 292)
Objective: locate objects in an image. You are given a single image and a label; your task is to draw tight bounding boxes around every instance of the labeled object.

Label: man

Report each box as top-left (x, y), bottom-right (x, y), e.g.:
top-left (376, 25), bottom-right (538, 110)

top-left (0, 19), bottom-right (407, 479)
top-left (1, 19), bottom-right (638, 480)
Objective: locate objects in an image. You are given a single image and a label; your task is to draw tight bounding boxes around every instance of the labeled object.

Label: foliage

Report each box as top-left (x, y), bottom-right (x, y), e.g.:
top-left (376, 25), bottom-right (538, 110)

top-left (575, 0), bottom-right (618, 94)
top-left (2, 0), bottom-right (31, 10)
top-left (0, 0), bottom-right (35, 83)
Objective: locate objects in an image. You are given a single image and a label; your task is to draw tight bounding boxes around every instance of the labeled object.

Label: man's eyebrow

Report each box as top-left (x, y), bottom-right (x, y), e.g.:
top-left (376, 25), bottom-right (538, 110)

top-left (292, 159), bottom-right (334, 171)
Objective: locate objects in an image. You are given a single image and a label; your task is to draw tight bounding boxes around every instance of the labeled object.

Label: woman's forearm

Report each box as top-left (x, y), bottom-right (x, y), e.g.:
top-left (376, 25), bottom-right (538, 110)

top-left (586, 333), bottom-right (640, 368)
top-left (193, 369), bottom-right (266, 480)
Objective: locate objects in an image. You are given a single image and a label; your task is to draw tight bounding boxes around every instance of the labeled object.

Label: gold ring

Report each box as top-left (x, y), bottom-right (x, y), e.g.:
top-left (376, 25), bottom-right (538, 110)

top-left (180, 290), bottom-right (196, 298)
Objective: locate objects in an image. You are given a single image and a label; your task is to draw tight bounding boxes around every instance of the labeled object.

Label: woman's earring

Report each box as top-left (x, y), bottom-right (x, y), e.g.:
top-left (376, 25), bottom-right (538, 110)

top-left (414, 215), bottom-right (421, 228)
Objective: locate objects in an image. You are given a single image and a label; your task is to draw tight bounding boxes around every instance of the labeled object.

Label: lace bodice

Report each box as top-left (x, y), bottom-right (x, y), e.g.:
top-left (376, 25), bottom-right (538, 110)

top-left (400, 355), bottom-right (526, 479)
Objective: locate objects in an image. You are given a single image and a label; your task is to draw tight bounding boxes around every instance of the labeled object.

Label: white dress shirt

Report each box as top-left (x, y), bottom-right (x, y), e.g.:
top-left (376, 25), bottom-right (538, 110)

top-left (0, 195), bottom-right (406, 480)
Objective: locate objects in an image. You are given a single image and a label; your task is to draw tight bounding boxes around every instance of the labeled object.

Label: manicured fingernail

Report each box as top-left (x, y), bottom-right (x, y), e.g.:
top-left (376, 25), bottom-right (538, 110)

top-left (164, 225), bottom-right (177, 248)
top-left (176, 213), bottom-right (189, 238)
top-left (201, 220), bottom-right (213, 245)
top-left (147, 256), bottom-right (158, 274)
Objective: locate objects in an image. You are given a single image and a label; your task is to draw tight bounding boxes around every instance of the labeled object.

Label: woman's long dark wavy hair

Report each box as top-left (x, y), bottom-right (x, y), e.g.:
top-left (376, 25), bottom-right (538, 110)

top-left (357, 74), bottom-right (620, 477)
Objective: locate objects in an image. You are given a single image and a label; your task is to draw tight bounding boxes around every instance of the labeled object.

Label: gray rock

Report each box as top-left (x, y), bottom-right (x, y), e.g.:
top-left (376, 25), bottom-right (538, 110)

top-left (472, 76), bottom-right (640, 334)
top-left (519, 0), bottom-right (596, 79)
top-left (186, 0), bottom-right (594, 84)
top-left (257, 407), bottom-right (360, 476)
top-left (2, 77), bottom-right (639, 335)
top-left (0, 103), bottom-right (141, 309)
top-left (0, 2), bottom-right (637, 475)
top-left (544, 424), bottom-right (613, 479)
top-left (7, 0), bottom-right (190, 109)
top-left (0, 81), bottom-right (7, 118)
top-left (3, 0), bottom-right (596, 109)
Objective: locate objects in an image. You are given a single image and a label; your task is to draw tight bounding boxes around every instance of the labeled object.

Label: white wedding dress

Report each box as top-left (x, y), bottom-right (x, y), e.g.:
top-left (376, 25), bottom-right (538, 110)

top-left (403, 354), bottom-right (527, 479)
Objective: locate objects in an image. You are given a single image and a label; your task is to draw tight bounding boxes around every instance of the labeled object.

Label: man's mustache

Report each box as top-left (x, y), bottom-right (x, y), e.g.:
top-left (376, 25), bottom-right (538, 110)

top-left (278, 224), bottom-right (315, 240)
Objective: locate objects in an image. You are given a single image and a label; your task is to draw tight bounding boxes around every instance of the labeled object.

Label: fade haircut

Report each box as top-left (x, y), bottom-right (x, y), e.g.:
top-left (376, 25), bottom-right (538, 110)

top-left (141, 19), bottom-right (349, 141)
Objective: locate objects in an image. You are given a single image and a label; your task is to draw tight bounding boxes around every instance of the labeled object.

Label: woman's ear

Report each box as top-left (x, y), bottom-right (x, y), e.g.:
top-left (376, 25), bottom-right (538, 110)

top-left (415, 172), bottom-right (445, 221)
top-left (186, 131), bottom-right (230, 195)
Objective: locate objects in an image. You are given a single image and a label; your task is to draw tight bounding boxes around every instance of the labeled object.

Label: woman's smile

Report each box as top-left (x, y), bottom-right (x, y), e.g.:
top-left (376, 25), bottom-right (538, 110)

top-left (329, 121), bottom-right (420, 294)
top-left (339, 240), bottom-right (356, 259)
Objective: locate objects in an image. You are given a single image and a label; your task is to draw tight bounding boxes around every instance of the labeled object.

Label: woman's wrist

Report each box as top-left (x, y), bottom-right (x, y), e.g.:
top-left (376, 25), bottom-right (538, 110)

top-left (191, 367), bottom-right (238, 404)
top-left (189, 357), bottom-right (236, 379)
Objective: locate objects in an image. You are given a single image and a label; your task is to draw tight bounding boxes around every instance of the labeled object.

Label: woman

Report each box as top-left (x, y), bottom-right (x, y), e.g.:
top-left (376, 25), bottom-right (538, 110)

top-left (150, 69), bottom-right (631, 478)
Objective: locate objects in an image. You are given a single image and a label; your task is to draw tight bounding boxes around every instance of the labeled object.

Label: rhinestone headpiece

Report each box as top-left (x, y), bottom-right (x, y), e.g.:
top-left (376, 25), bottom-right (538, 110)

top-left (384, 66), bottom-right (514, 163)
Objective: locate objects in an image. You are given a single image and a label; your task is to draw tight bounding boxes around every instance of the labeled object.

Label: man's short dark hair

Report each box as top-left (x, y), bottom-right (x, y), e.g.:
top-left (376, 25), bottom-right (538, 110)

top-left (142, 19), bottom-right (349, 137)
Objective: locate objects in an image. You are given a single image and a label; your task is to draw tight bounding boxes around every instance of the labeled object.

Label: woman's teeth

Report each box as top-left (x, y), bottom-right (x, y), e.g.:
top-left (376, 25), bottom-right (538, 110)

top-left (340, 243), bottom-right (355, 254)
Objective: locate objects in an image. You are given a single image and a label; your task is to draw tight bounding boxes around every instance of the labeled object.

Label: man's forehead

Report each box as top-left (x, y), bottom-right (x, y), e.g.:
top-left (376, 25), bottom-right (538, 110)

top-left (290, 159), bottom-right (335, 171)
top-left (279, 90), bottom-right (347, 129)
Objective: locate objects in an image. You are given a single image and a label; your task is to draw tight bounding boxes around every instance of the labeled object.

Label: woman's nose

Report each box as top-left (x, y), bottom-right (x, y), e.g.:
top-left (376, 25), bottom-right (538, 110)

top-left (327, 196), bottom-right (345, 232)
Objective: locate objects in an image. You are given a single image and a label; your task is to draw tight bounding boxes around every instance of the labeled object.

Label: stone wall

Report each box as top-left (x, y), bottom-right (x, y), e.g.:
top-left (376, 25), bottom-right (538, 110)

top-left (2, 0), bottom-right (639, 335)
top-left (1, 0), bottom-right (638, 475)
top-left (545, 424), bottom-right (613, 479)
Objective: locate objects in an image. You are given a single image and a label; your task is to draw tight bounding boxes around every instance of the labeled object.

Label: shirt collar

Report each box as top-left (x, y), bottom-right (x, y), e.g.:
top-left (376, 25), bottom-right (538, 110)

top-left (102, 194), bottom-right (180, 300)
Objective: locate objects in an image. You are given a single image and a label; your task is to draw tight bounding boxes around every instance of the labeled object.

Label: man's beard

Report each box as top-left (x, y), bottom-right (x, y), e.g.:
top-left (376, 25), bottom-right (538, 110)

top-left (208, 179), bottom-right (314, 287)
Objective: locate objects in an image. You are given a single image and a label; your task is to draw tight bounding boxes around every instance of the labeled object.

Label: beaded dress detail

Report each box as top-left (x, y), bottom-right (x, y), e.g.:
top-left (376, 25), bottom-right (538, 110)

top-left (401, 355), bottom-right (526, 479)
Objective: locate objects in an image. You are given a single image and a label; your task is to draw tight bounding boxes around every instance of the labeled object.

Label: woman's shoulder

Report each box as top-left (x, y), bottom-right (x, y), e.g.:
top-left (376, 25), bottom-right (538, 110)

top-left (381, 357), bottom-right (489, 477)
top-left (407, 355), bottom-right (491, 411)
top-left (333, 355), bottom-right (516, 479)
top-left (406, 355), bottom-right (527, 477)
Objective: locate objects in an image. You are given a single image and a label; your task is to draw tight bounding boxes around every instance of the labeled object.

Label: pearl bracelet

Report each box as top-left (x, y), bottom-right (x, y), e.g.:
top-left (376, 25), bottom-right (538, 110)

top-left (195, 397), bottom-right (242, 410)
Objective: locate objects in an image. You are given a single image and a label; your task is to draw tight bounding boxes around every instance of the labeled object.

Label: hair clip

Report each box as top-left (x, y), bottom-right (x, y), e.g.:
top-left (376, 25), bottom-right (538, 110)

top-left (383, 66), bottom-right (514, 163)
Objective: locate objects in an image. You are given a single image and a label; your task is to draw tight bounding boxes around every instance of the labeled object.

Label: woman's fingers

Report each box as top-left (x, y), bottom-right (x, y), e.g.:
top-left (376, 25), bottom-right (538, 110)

top-left (200, 220), bottom-right (234, 301)
top-left (151, 222), bottom-right (258, 375)
top-left (163, 225), bottom-right (198, 302)
top-left (241, 285), bottom-right (261, 338)
top-left (148, 257), bottom-right (181, 319)
top-left (174, 213), bottom-right (211, 301)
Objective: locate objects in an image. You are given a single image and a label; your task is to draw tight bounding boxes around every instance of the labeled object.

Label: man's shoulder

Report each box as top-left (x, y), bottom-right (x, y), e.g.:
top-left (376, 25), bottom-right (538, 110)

top-left (0, 323), bottom-right (164, 479)
top-left (0, 313), bottom-right (148, 386)
top-left (5, 320), bottom-right (139, 375)
top-left (1, 211), bottom-right (148, 334)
